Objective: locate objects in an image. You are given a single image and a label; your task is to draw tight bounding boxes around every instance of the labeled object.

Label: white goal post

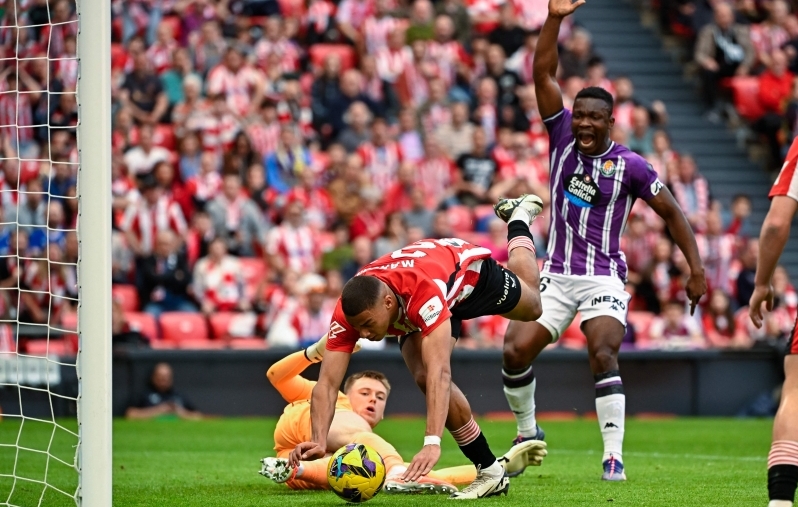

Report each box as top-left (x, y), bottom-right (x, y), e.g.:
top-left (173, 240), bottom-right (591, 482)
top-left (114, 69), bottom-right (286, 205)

top-left (76, 0), bottom-right (112, 504)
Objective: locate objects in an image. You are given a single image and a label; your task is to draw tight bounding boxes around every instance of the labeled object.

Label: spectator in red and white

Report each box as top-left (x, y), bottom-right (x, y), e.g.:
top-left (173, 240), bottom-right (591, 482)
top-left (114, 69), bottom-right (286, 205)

top-left (112, 157), bottom-right (136, 213)
top-left (648, 300), bottom-right (706, 350)
top-left (753, 48), bottom-right (794, 169)
top-left (397, 107), bottom-right (424, 162)
top-left (55, 34), bottom-right (78, 91)
top-left (507, 30), bottom-right (539, 85)
top-left (627, 105), bottom-right (654, 156)
top-left (428, 14), bottom-right (466, 88)
top-left (49, 88), bottom-right (79, 130)
top-left (185, 152), bottom-right (223, 211)
top-left (266, 197), bottom-right (320, 275)
top-left (0, 70), bottom-right (36, 156)
top-left (206, 46), bottom-right (265, 118)
top-left (749, 0), bottom-right (791, 69)
top-left (161, 48), bottom-right (200, 110)
top-left (484, 218), bottom-right (509, 263)
top-left (206, 173), bottom-right (268, 257)
top-left (702, 289), bottom-right (750, 348)
top-left (621, 213), bottom-right (659, 286)
top-left (358, 116), bottom-right (403, 193)
top-left (341, 235), bottom-right (374, 281)
top-left (171, 74), bottom-right (209, 136)
top-left (291, 273), bottom-right (336, 348)
top-left (246, 99), bottom-right (281, 160)
top-left (190, 20), bottom-right (227, 76)
top-left (396, 40), bottom-right (435, 108)
top-left (16, 177), bottom-right (46, 239)
top-left (488, 2), bottom-right (525, 60)
top-left (176, 132), bottom-right (203, 181)
top-left (350, 186), bottom-right (386, 240)
top-left (466, 0), bottom-right (500, 36)
top-left (773, 265), bottom-right (798, 323)
top-left (559, 27), bottom-right (596, 80)
top-left (41, 0), bottom-right (77, 58)
top-left (146, 21), bottom-right (178, 76)
top-left (485, 44), bottom-right (522, 110)
top-left (336, 0), bottom-right (375, 44)
top-left (20, 245), bottom-right (70, 325)
top-left (418, 77), bottom-right (452, 136)
top-left (359, 55), bottom-right (399, 121)
top-left (305, 0), bottom-right (337, 45)
top-left (362, 0), bottom-right (401, 54)
top-left (337, 101), bottom-right (373, 153)
top-left (416, 135), bottom-right (454, 205)
top-left (254, 17), bottom-right (301, 74)
top-left (136, 230), bottom-right (197, 319)
top-left (120, 173), bottom-right (188, 258)
top-left (223, 132), bottom-right (258, 181)
top-left (670, 154), bottom-right (710, 232)
top-left (192, 237), bottom-right (251, 314)
top-left (189, 94), bottom-right (241, 157)
top-left (264, 123), bottom-right (312, 194)
top-left (276, 74), bottom-right (314, 141)
top-left (120, 46), bottom-right (169, 125)
top-left (646, 130), bottom-right (677, 184)
top-left (585, 56), bottom-right (615, 96)
top-left (494, 131), bottom-right (549, 200)
top-left (286, 169), bottom-right (335, 231)
top-left (724, 194), bottom-right (753, 237)
top-left (123, 124), bottom-right (171, 176)
top-left (383, 161), bottom-right (418, 215)
top-left (376, 27), bottom-right (412, 84)
top-left (696, 208), bottom-right (736, 294)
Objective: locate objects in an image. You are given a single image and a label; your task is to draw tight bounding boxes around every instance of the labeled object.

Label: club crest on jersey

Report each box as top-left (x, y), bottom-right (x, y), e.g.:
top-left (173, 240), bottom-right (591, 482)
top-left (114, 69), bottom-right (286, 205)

top-left (565, 173), bottom-right (601, 208)
top-left (599, 160), bottom-right (616, 177)
top-left (419, 296), bottom-right (443, 326)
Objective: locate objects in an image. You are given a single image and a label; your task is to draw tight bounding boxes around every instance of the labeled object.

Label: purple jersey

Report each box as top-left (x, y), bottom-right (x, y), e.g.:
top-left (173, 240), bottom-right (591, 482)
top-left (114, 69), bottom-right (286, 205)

top-left (543, 108), bottom-right (663, 281)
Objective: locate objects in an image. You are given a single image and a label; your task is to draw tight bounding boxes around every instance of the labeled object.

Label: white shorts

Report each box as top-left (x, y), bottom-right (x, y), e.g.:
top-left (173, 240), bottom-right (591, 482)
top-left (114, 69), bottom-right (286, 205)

top-left (537, 271), bottom-right (631, 342)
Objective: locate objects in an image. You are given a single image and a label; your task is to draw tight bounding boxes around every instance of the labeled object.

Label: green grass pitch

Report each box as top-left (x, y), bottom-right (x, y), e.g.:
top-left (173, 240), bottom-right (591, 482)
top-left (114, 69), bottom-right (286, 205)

top-left (0, 416), bottom-right (774, 506)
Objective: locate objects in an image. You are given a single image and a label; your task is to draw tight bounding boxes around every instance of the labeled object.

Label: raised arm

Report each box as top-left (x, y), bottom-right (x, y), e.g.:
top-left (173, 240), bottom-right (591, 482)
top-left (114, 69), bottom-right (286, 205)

top-left (289, 348), bottom-right (351, 465)
top-left (646, 187), bottom-right (707, 314)
top-left (534, 0), bottom-right (586, 119)
top-left (750, 196), bottom-right (798, 327)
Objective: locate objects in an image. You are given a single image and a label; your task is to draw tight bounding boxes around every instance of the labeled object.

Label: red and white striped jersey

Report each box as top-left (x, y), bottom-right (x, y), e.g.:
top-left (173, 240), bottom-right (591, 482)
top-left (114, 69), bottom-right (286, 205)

top-left (420, 103), bottom-right (452, 135)
top-left (506, 48), bottom-right (535, 84)
top-left (363, 15), bottom-right (400, 54)
top-left (0, 93), bottom-right (33, 144)
top-left (427, 41), bottom-right (465, 87)
top-left (247, 121), bottom-right (281, 158)
top-left (416, 156), bottom-right (454, 205)
top-left (305, 0), bottom-right (336, 33)
top-left (55, 54), bottom-right (79, 90)
top-left (185, 171), bottom-right (222, 203)
top-left (358, 141), bottom-right (403, 193)
top-left (266, 223), bottom-right (320, 274)
top-left (193, 255), bottom-right (246, 312)
top-left (254, 38), bottom-right (301, 74)
top-left (335, 0), bottom-right (375, 30)
top-left (187, 113), bottom-right (241, 157)
top-left (40, 19), bottom-right (78, 57)
top-left (511, 0), bottom-right (547, 30)
top-left (291, 300), bottom-right (336, 343)
top-left (145, 40), bottom-right (176, 75)
top-left (120, 195), bottom-right (188, 255)
top-left (771, 138), bottom-right (798, 203)
top-left (206, 64), bottom-right (264, 117)
top-left (326, 238), bottom-right (493, 353)
top-left (375, 47), bottom-right (412, 83)
top-left (22, 259), bottom-right (67, 317)
top-left (696, 232), bottom-right (736, 294)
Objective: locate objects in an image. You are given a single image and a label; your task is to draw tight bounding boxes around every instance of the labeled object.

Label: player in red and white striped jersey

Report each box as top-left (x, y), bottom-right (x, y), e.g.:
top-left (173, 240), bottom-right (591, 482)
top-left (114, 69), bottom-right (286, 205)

top-left (750, 137), bottom-right (798, 507)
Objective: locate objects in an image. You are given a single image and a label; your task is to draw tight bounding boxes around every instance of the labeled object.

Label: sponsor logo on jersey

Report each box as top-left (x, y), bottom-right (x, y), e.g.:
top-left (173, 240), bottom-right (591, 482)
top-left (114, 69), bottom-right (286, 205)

top-left (564, 173), bottom-right (601, 208)
top-left (650, 178), bottom-right (663, 196)
top-left (591, 295), bottom-right (627, 311)
top-left (600, 160), bottom-right (616, 177)
top-left (419, 296), bottom-right (444, 326)
top-left (329, 321), bottom-right (347, 340)
top-left (497, 271), bottom-right (515, 305)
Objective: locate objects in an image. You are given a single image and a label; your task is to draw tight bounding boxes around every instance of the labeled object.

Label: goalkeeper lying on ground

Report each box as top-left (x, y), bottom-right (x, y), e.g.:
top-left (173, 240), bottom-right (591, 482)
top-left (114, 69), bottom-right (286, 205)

top-left (259, 335), bottom-right (547, 493)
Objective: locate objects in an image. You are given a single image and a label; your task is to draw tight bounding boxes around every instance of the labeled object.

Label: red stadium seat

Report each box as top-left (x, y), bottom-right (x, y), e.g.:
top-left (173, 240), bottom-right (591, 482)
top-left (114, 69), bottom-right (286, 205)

top-left (730, 77), bottom-right (765, 122)
top-left (112, 284), bottom-right (140, 312)
top-left (150, 340), bottom-right (176, 350)
top-left (229, 338), bottom-right (268, 349)
top-left (153, 124), bottom-right (177, 151)
top-left (125, 312), bottom-right (158, 341)
top-left (159, 312), bottom-right (209, 343)
top-left (25, 339), bottom-right (69, 357)
top-left (111, 43), bottom-right (126, 71)
top-left (627, 311), bottom-right (655, 343)
top-left (239, 258), bottom-right (268, 299)
top-left (209, 312), bottom-right (236, 339)
top-left (177, 339), bottom-right (226, 350)
top-left (447, 205), bottom-right (474, 233)
top-left (277, 0), bottom-right (305, 18)
top-left (309, 44), bottom-right (357, 72)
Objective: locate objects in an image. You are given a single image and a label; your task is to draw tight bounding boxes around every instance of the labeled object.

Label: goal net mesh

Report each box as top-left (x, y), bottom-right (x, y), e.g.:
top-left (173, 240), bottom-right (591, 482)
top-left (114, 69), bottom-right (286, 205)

top-left (0, 0), bottom-right (81, 505)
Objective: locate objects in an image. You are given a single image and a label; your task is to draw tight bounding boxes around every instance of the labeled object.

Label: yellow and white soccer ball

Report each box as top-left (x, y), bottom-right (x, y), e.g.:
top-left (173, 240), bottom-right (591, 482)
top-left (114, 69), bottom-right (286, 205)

top-left (327, 443), bottom-right (386, 503)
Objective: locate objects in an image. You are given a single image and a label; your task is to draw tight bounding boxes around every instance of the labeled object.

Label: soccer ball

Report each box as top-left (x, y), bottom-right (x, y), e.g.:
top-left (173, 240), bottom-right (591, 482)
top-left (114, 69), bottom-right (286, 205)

top-left (327, 443), bottom-right (386, 503)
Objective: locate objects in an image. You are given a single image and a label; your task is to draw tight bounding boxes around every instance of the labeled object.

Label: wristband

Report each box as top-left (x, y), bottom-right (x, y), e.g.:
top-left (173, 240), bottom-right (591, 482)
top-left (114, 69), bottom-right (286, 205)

top-left (424, 435), bottom-right (441, 447)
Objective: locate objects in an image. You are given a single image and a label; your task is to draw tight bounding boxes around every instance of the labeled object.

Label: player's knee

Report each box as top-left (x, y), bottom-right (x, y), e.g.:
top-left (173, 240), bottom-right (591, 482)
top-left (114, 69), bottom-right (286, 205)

top-left (412, 371), bottom-right (428, 393)
top-left (590, 347), bottom-right (618, 373)
top-left (503, 341), bottom-right (525, 369)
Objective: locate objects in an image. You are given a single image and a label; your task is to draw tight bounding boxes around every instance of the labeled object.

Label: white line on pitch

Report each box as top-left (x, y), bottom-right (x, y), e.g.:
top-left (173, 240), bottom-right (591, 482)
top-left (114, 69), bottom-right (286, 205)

top-left (552, 449), bottom-right (765, 462)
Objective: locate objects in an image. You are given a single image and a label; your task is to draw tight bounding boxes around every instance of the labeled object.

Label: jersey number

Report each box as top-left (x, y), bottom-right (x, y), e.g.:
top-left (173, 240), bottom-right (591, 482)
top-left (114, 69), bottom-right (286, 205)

top-left (540, 277), bottom-right (551, 293)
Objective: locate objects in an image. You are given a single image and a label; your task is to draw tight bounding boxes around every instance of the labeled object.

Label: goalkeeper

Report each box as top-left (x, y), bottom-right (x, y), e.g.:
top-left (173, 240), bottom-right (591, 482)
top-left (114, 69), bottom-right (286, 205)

top-left (259, 336), bottom-right (546, 493)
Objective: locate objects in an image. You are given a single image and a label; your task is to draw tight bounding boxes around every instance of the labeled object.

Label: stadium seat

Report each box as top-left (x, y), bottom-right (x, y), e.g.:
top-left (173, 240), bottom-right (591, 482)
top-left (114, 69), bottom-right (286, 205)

top-left (277, 0), bottom-right (305, 18)
top-left (59, 312), bottom-right (79, 354)
top-left (309, 44), bottom-right (357, 72)
top-left (125, 312), bottom-right (158, 341)
top-left (209, 312), bottom-right (236, 339)
top-left (447, 205), bottom-right (474, 233)
top-left (150, 340), bottom-right (176, 350)
top-left (627, 311), bottom-right (655, 344)
top-left (159, 312), bottom-right (209, 343)
top-left (177, 339), bottom-right (226, 350)
top-left (25, 339), bottom-right (69, 357)
top-left (112, 284), bottom-right (140, 312)
top-left (229, 338), bottom-right (268, 349)
top-left (111, 43), bottom-right (126, 71)
top-left (730, 77), bottom-right (765, 122)
top-left (239, 258), bottom-right (268, 299)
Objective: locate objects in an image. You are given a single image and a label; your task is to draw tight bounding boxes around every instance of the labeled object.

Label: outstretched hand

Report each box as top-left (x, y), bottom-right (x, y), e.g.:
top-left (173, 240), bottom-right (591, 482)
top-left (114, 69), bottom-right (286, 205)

top-left (402, 444), bottom-right (441, 482)
top-left (549, 0), bottom-right (586, 18)
top-left (749, 284), bottom-right (774, 329)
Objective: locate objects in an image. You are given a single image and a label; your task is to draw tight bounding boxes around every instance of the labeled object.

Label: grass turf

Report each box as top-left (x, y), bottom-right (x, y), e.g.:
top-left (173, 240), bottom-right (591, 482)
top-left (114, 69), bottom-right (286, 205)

top-left (0, 416), bottom-right (774, 506)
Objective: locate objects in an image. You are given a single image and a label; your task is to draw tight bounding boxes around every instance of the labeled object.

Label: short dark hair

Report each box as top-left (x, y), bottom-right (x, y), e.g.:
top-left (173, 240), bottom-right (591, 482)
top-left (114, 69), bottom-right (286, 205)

top-left (341, 276), bottom-right (383, 317)
top-left (344, 370), bottom-right (392, 396)
top-left (575, 86), bottom-right (614, 112)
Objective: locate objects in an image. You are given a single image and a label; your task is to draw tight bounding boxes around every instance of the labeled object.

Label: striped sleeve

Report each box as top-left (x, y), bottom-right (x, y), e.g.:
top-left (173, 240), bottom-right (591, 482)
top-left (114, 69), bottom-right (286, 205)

top-left (771, 140), bottom-right (798, 203)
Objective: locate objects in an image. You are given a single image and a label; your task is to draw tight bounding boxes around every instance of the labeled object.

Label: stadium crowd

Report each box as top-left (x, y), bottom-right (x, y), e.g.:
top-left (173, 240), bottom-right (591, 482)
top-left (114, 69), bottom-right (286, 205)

top-left (0, 0), bottom-right (794, 354)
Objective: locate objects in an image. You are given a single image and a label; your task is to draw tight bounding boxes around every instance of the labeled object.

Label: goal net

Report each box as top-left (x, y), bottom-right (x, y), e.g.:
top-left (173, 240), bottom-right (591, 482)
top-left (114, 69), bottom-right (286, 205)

top-left (0, 0), bottom-right (111, 505)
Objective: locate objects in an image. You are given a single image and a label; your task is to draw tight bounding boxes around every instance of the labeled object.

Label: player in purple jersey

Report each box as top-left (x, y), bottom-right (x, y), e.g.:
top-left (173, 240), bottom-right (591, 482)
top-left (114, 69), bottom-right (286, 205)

top-left (493, 0), bottom-right (708, 482)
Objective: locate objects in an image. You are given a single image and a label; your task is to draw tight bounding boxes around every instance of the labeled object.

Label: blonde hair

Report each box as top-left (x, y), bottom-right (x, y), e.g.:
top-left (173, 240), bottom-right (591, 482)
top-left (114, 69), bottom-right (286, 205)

top-left (343, 370), bottom-right (391, 397)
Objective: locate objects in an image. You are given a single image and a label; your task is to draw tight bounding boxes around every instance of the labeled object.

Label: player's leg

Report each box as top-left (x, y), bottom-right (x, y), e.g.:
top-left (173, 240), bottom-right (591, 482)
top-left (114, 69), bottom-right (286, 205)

top-left (261, 449), bottom-right (331, 490)
top-left (400, 332), bottom-right (509, 499)
top-left (582, 315), bottom-right (627, 481)
top-left (768, 326), bottom-right (798, 507)
top-left (428, 465), bottom-right (477, 486)
top-left (266, 335), bottom-right (329, 404)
